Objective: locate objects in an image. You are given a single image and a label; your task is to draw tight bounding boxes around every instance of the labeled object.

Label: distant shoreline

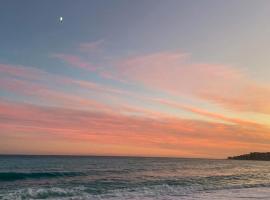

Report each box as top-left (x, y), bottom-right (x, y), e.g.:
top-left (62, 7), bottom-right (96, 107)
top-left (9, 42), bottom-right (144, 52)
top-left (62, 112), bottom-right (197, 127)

top-left (228, 152), bottom-right (270, 161)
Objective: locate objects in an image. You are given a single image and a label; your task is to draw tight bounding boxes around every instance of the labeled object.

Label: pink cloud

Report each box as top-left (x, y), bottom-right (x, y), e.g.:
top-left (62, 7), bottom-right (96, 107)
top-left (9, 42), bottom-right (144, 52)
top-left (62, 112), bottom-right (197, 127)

top-left (0, 64), bottom-right (48, 80)
top-left (1, 62), bottom-right (267, 126)
top-left (117, 52), bottom-right (270, 114)
top-left (1, 100), bottom-right (270, 157)
top-left (53, 54), bottom-right (97, 71)
top-left (0, 63), bottom-right (126, 96)
top-left (200, 85), bottom-right (270, 114)
top-left (117, 52), bottom-right (243, 96)
top-left (0, 66), bottom-right (118, 112)
top-left (78, 39), bottom-right (104, 53)
top-left (154, 98), bottom-right (261, 127)
top-left (2, 61), bottom-right (270, 157)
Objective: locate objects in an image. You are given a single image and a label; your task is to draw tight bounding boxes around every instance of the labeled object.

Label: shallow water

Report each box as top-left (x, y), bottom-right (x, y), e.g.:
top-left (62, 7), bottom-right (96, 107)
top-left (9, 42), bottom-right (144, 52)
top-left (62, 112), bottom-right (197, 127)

top-left (0, 156), bottom-right (270, 199)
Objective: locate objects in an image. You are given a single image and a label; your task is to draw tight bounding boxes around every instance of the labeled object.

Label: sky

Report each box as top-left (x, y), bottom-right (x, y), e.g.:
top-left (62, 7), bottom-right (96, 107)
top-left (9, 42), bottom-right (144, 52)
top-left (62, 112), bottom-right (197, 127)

top-left (1, 0), bottom-right (270, 158)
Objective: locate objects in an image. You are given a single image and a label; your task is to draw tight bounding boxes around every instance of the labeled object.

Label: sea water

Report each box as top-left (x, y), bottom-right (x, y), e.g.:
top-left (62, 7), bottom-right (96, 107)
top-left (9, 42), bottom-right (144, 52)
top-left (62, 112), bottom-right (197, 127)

top-left (0, 155), bottom-right (270, 199)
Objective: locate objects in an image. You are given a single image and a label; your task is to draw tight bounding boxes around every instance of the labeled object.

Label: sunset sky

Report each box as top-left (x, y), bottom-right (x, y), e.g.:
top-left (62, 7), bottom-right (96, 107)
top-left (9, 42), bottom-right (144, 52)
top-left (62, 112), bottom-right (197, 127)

top-left (1, 0), bottom-right (270, 158)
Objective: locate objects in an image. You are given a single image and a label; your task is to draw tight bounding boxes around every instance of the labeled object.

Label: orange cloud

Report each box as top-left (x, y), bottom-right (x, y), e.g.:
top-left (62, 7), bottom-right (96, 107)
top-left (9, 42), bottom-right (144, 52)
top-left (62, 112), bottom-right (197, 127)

top-left (117, 52), bottom-right (270, 114)
top-left (2, 61), bottom-right (270, 158)
top-left (154, 98), bottom-right (261, 126)
top-left (0, 63), bottom-right (133, 112)
top-left (1, 100), bottom-right (270, 158)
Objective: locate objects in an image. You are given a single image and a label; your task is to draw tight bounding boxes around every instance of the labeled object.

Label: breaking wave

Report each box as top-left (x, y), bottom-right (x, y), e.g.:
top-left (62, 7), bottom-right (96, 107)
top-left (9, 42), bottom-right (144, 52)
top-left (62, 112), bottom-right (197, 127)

top-left (2, 184), bottom-right (270, 200)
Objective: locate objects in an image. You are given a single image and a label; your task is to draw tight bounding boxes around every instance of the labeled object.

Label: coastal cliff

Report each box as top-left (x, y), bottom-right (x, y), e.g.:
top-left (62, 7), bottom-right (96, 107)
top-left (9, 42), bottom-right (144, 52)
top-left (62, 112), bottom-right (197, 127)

top-left (228, 152), bottom-right (270, 161)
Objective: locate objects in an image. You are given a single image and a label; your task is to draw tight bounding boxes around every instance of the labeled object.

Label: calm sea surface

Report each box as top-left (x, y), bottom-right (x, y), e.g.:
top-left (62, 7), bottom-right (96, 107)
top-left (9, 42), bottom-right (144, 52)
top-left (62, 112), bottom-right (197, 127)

top-left (0, 156), bottom-right (270, 199)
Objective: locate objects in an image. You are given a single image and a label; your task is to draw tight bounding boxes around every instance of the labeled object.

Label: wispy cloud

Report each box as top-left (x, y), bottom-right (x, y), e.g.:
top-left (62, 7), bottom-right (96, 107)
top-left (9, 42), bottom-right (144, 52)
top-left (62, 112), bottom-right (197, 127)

top-left (1, 100), bottom-right (270, 157)
top-left (78, 39), bottom-right (105, 53)
top-left (2, 49), bottom-right (270, 157)
top-left (0, 64), bottom-right (48, 80)
top-left (52, 54), bottom-right (97, 71)
top-left (0, 63), bottom-right (120, 112)
top-left (153, 98), bottom-right (260, 126)
top-left (1, 62), bottom-right (266, 127)
top-left (117, 51), bottom-right (270, 114)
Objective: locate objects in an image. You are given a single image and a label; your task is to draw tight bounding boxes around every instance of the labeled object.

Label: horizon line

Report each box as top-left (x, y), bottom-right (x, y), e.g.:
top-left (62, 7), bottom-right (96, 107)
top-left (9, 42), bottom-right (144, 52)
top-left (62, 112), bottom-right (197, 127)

top-left (0, 153), bottom-right (224, 160)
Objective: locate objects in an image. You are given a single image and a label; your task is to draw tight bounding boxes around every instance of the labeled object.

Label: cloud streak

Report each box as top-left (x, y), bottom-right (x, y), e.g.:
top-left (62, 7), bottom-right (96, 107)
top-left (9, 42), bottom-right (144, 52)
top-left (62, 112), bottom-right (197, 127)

top-left (1, 100), bottom-right (270, 157)
top-left (117, 51), bottom-right (270, 114)
top-left (78, 39), bottom-right (105, 53)
top-left (2, 48), bottom-right (270, 157)
top-left (52, 54), bottom-right (97, 71)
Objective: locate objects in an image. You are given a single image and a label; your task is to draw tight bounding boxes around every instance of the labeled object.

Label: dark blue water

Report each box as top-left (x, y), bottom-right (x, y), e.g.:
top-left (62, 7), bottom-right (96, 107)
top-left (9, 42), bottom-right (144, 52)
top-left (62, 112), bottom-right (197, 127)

top-left (0, 156), bottom-right (270, 199)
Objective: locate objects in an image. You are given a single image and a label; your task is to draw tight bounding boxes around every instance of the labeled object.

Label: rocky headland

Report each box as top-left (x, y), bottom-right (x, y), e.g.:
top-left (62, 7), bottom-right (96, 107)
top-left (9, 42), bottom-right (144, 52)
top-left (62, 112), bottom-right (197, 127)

top-left (228, 152), bottom-right (270, 161)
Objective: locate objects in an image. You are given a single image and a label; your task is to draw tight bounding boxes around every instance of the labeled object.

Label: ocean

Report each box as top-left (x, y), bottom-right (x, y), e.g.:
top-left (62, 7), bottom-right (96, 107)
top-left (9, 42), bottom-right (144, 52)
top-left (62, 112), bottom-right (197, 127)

top-left (0, 156), bottom-right (270, 200)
